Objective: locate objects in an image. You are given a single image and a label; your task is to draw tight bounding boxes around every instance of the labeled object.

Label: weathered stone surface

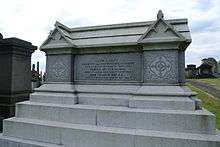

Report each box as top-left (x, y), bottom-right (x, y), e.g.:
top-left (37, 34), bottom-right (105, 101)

top-left (39, 10), bottom-right (191, 84)
top-left (14, 101), bottom-right (216, 134)
top-left (0, 36), bottom-right (37, 130)
top-left (143, 50), bottom-right (178, 83)
top-left (1, 11), bottom-right (220, 147)
top-left (129, 96), bottom-right (195, 110)
top-left (75, 53), bottom-right (142, 83)
top-left (2, 118), bottom-right (220, 147)
top-left (30, 92), bottom-right (77, 104)
top-left (46, 54), bottom-right (73, 83)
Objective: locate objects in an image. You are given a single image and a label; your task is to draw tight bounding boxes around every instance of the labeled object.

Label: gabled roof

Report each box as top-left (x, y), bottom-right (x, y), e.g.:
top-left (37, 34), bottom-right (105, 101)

top-left (40, 11), bottom-right (191, 50)
top-left (40, 21), bottom-right (76, 49)
top-left (138, 10), bottom-right (186, 44)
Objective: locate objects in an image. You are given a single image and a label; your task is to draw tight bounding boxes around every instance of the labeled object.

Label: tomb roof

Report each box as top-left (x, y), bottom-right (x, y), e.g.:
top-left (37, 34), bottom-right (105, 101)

top-left (40, 11), bottom-right (191, 50)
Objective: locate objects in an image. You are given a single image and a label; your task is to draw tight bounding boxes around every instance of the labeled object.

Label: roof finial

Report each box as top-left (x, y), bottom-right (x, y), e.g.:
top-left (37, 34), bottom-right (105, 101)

top-left (0, 33), bottom-right (3, 40)
top-left (157, 10), bottom-right (164, 19)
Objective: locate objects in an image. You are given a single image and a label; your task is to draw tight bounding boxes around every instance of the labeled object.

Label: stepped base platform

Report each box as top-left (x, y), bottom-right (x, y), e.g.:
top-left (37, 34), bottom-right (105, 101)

top-left (0, 134), bottom-right (64, 147)
top-left (31, 84), bottom-right (199, 110)
top-left (15, 102), bottom-right (215, 134)
top-left (0, 84), bottom-right (220, 147)
top-left (1, 118), bottom-right (220, 147)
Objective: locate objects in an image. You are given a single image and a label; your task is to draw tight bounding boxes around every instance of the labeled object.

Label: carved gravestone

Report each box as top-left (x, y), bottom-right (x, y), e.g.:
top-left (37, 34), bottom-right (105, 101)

top-left (0, 11), bottom-right (219, 147)
top-left (0, 35), bottom-right (37, 130)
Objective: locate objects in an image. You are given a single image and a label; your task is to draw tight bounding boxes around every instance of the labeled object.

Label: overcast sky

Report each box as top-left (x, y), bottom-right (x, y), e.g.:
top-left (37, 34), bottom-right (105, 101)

top-left (0, 0), bottom-right (219, 72)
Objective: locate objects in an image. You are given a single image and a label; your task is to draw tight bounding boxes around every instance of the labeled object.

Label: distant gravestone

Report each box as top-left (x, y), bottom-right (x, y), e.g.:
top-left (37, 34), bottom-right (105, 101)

top-left (185, 64), bottom-right (197, 78)
top-left (0, 33), bottom-right (3, 40)
top-left (0, 35), bottom-right (37, 130)
top-left (0, 11), bottom-right (219, 147)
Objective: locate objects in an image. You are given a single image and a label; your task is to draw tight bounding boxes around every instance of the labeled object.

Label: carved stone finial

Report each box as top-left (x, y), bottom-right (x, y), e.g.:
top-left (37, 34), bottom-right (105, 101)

top-left (157, 10), bottom-right (164, 19)
top-left (49, 30), bottom-right (53, 35)
top-left (0, 33), bottom-right (3, 40)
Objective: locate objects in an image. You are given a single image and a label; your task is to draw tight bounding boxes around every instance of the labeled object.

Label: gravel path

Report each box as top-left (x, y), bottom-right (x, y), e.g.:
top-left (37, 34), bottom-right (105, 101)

top-left (187, 80), bottom-right (220, 99)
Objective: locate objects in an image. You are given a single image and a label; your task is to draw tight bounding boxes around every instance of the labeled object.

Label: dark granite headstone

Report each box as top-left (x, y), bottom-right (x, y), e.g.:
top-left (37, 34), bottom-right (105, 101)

top-left (0, 36), bottom-right (37, 130)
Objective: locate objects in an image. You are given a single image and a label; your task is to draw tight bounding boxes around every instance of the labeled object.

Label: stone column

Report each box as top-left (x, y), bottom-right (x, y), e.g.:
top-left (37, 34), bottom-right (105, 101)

top-left (0, 34), bottom-right (37, 129)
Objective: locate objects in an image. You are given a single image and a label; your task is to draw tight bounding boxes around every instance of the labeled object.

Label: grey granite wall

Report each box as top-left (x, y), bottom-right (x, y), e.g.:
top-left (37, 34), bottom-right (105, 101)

top-left (44, 48), bottom-right (186, 85)
top-left (178, 50), bottom-right (185, 83)
top-left (46, 54), bottom-right (74, 83)
top-left (0, 36), bottom-right (37, 130)
top-left (143, 50), bottom-right (179, 84)
top-left (11, 54), bottom-right (31, 92)
top-left (0, 54), bottom-right (12, 94)
top-left (74, 53), bottom-right (142, 83)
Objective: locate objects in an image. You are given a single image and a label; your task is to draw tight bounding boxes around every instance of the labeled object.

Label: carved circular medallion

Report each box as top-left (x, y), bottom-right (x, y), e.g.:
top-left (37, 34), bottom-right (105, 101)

top-left (52, 62), bottom-right (67, 78)
top-left (149, 56), bottom-right (172, 78)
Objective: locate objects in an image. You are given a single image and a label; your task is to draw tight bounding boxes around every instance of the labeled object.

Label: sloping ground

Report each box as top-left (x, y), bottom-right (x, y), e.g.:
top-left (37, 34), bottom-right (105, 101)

top-left (187, 83), bottom-right (220, 129)
top-left (196, 78), bottom-right (220, 90)
top-left (188, 78), bottom-right (220, 100)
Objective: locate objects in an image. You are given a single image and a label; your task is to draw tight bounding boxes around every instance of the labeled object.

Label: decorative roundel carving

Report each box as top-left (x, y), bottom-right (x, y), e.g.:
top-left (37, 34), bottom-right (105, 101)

top-left (52, 61), bottom-right (67, 78)
top-left (149, 56), bottom-right (172, 78)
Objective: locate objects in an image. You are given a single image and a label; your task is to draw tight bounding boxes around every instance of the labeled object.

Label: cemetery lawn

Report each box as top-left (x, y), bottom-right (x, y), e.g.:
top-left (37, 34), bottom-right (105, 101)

top-left (187, 83), bottom-right (220, 129)
top-left (191, 78), bottom-right (220, 90)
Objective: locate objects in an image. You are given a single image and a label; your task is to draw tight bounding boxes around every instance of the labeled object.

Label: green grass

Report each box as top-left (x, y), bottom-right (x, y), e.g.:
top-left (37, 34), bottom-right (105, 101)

top-left (187, 83), bottom-right (220, 129)
top-left (191, 78), bottom-right (220, 90)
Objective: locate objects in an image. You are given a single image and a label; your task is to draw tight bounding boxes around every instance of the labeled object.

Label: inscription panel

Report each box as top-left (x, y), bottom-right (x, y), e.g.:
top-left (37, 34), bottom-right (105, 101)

top-left (75, 53), bottom-right (142, 82)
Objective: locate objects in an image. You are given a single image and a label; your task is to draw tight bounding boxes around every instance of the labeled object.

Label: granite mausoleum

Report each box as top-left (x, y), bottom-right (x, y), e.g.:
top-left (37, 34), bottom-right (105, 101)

top-left (0, 34), bottom-right (37, 131)
top-left (0, 11), bottom-right (219, 147)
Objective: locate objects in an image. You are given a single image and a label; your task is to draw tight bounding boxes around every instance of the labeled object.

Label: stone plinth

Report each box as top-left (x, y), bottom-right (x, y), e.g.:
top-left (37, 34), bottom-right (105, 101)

top-left (0, 36), bottom-right (37, 130)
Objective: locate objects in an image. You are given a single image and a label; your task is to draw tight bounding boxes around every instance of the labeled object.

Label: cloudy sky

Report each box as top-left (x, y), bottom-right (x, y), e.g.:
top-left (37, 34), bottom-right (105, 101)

top-left (0, 0), bottom-right (219, 72)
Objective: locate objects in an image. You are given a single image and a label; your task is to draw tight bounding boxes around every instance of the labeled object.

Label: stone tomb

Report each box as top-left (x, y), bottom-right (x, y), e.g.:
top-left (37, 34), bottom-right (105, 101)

top-left (0, 11), bottom-right (220, 147)
top-left (0, 35), bottom-right (37, 131)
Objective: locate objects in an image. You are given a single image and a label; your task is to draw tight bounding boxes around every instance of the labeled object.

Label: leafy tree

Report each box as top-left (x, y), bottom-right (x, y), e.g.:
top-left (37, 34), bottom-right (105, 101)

top-left (202, 58), bottom-right (218, 73)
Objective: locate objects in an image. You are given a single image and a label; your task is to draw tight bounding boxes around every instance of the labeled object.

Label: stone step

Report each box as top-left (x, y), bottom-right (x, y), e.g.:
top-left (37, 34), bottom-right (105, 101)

top-left (130, 96), bottom-right (195, 110)
top-left (32, 84), bottom-right (198, 110)
top-left (16, 101), bottom-right (215, 134)
top-left (77, 93), bottom-right (130, 107)
top-left (0, 134), bottom-right (64, 147)
top-left (30, 92), bottom-right (77, 104)
top-left (78, 93), bottom-right (196, 110)
top-left (31, 92), bottom-right (196, 110)
top-left (3, 117), bottom-right (220, 147)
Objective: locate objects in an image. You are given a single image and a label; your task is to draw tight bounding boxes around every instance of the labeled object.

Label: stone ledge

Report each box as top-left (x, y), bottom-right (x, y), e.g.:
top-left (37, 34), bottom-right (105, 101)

top-left (30, 92), bottom-right (77, 104)
top-left (15, 102), bottom-right (216, 134)
top-left (0, 134), bottom-right (64, 147)
top-left (35, 84), bottom-right (197, 96)
top-left (3, 117), bottom-right (220, 147)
